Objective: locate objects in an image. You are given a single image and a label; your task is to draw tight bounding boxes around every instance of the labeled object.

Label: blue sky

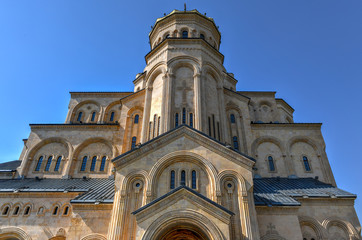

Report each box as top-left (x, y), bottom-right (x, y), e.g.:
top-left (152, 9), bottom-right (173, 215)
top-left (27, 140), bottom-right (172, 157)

top-left (0, 0), bottom-right (361, 219)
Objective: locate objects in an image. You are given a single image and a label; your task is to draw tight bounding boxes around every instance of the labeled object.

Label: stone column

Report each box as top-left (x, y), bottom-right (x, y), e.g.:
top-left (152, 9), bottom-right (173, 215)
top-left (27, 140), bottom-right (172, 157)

top-left (194, 73), bottom-right (202, 131)
top-left (166, 73), bottom-right (174, 131)
top-left (201, 74), bottom-right (207, 132)
top-left (239, 193), bottom-right (261, 240)
top-left (140, 87), bottom-right (153, 143)
top-left (97, 107), bottom-right (104, 123)
top-left (161, 73), bottom-right (174, 133)
top-left (217, 86), bottom-right (227, 142)
top-left (107, 190), bottom-right (126, 239)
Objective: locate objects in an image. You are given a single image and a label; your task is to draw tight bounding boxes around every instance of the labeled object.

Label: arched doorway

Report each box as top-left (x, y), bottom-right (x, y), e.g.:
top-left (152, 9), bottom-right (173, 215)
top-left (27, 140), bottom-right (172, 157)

top-left (157, 225), bottom-right (210, 240)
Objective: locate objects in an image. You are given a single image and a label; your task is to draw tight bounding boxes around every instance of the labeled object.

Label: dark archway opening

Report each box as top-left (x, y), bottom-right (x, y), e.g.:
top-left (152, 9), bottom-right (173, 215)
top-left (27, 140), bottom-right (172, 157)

top-left (158, 225), bottom-right (209, 240)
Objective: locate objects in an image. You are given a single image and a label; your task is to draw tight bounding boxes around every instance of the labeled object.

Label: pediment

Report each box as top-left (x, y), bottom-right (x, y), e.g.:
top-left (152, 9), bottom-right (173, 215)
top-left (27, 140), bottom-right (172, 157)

top-left (132, 186), bottom-right (233, 224)
top-left (112, 125), bottom-right (255, 170)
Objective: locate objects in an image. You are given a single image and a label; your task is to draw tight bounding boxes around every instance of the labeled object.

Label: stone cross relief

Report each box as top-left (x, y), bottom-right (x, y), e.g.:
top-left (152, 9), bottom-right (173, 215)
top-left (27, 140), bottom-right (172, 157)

top-left (176, 80), bottom-right (193, 106)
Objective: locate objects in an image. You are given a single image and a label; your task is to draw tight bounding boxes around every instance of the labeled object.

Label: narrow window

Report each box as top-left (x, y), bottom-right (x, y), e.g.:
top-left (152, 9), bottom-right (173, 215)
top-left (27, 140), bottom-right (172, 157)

top-left (189, 113), bottom-right (193, 127)
top-left (54, 156), bottom-right (62, 172)
top-left (77, 112), bottom-right (83, 121)
top-left (100, 156), bottom-right (106, 171)
top-left (91, 111), bottom-right (96, 122)
top-left (182, 31), bottom-right (188, 38)
top-left (208, 117), bottom-right (211, 136)
top-left (182, 108), bottom-right (186, 124)
top-left (35, 156), bottom-right (43, 172)
top-left (170, 170), bottom-right (175, 189)
top-left (80, 156), bottom-right (87, 171)
top-left (157, 117), bottom-right (161, 136)
top-left (230, 114), bottom-right (236, 123)
top-left (180, 170), bottom-right (186, 186)
top-left (2, 206), bottom-right (9, 215)
top-left (38, 207), bottom-right (44, 215)
top-left (192, 170), bottom-right (197, 189)
top-left (149, 122), bottom-right (152, 139)
top-left (303, 156), bottom-right (311, 171)
top-left (131, 137), bottom-right (137, 149)
top-left (44, 156), bottom-right (52, 171)
top-left (268, 156), bottom-right (275, 171)
top-left (110, 111), bottom-right (115, 122)
top-left (212, 115), bottom-right (216, 138)
top-left (233, 136), bottom-right (239, 150)
top-left (175, 113), bottom-right (179, 127)
top-left (24, 206), bottom-right (31, 216)
top-left (134, 114), bottom-right (139, 124)
top-left (200, 33), bottom-right (205, 39)
top-left (53, 206), bottom-right (59, 215)
top-left (217, 122), bottom-right (220, 141)
top-left (13, 206), bottom-right (19, 215)
top-left (63, 206), bottom-right (69, 215)
top-left (153, 114), bottom-right (157, 137)
top-left (90, 156), bottom-right (97, 171)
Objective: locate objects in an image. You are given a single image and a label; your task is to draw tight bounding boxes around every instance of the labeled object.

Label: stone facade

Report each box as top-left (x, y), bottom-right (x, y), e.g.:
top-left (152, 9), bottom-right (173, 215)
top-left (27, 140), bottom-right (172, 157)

top-left (0, 9), bottom-right (360, 240)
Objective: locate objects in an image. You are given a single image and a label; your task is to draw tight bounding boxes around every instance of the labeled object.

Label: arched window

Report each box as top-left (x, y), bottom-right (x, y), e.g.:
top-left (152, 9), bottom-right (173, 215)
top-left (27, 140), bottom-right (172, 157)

top-left (230, 114), bottom-right (236, 123)
top-left (153, 114), bottom-right (157, 137)
top-left (80, 156), bottom-right (87, 171)
top-left (63, 206), bottom-right (69, 215)
top-left (180, 170), bottom-right (186, 186)
top-left (134, 114), bottom-right (139, 124)
top-left (200, 33), bottom-right (205, 39)
top-left (35, 156), bottom-right (43, 171)
top-left (110, 111), bottom-right (115, 122)
top-left (53, 206), bottom-right (59, 215)
top-left (149, 122), bottom-right (152, 139)
top-left (182, 31), bottom-right (188, 38)
top-left (192, 170), bottom-right (197, 189)
top-left (208, 117), bottom-right (211, 136)
top-left (189, 113), bottom-right (193, 128)
top-left (100, 156), bottom-right (106, 171)
top-left (233, 136), bottom-right (239, 150)
top-left (54, 156), bottom-right (62, 172)
top-left (90, 156), bottom-right (97, 171)
top-left (2, 206), bottom-right (9, 215)
top-left (91, 111), bottom-right (96, 122)
top-left (44, 156), bottom-right (52, 171)
top-left (77, 112), bottom-right (83, 122)
top-left (182, 108), bottom-right (186, 124)
top-left (131, 137), bottom-right (137, 149)
top-left (13, 206), bottom-right (19, 215)
top-left (24, 206), bottom-right (31, 216)
top-left (165, 34), bottom-right (170, 39)
top-left (175, 113), bottom-right (179, 127)
top-left (157, 117), bottom-right (161, 136)
top-left (170, 170), bottom-right (175, 189)
top-left (37, 207), bottom-right (44, 215)
top-left (268, 156), bottom-right (276, 171)
top-left (303, 156), bottom-right (311, 171)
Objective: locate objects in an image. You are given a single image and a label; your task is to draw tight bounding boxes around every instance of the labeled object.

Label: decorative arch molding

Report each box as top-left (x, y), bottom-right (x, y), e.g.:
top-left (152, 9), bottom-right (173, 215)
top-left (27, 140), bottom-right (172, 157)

top-left (251, 136), bottom-right (286, 158)
top-left (103, 100), bottom-right (122, 122)
top-left (298, 215), bottom-right (326, 240)
top-left (26, 137), bottom-right (73, 161)
top-left (322, 217), bottom-right (360, 239)
top-left (216, 170), bottom-right (248, 196)
top-left (80, 233), bottom-right (107, 240)
top-left (72, 137), bottom-right (117, 159)
top-left (148, 151), bottom-right (218, 201)
top-left (145, 62), bottom-right (167, 87)
top-left (168, 56), bottom-right (201, 76)
top-left (226, 102), bottom-right (243, 116)
top-left (126, 106), bottom-right (144, 118)
top-left (120, 170), bottom-right (150, 197)
top-left (201, 63), bottom-right (223, 87)
top-left (260, 234), bottom-right (286, 240)
top-left (0, 227), bottom-right (32, 240)
top-left (287, 136), bottom-right (321, 156)
top-left (70, 100), bottom-right (101, 121)
top-left (141, 209), bottom-right (226, 240)
top-left (258, 100), bottom-right (273, 108)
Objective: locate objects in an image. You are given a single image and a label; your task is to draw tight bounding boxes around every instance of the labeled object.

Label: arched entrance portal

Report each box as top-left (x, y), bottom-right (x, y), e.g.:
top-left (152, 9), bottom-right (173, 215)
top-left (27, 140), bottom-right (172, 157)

top-left (157, 225), bottom-right (210, 240)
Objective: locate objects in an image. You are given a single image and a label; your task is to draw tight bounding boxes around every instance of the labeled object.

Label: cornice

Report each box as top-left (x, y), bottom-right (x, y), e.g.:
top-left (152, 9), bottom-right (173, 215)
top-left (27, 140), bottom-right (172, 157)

top-left (145, 38), bottom-right (224, 65)
top-left (120, 89), bottom-right (145, 103)
top-left (276, 98), bottom-right (294, 113)
top-left (251, 123), bottom-right (322, 130)
top-left (224, 88), bottom-right (250, 103)
top-left (70, 92), bottom-right (133, 98)
top-left (30, 123), bottom-right (120, 130)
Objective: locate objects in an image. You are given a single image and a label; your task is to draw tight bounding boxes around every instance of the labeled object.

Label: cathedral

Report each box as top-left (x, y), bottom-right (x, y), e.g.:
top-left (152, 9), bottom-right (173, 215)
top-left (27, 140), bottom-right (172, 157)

top-left (0, 8), bottom-right (360, 240)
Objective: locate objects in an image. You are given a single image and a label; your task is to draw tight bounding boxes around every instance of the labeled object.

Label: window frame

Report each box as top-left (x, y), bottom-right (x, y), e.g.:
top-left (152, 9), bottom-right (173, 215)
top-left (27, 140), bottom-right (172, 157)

top-left (302, 155), bottom-right (312, 172)
top-left (267, 155), bottom-right (277, 172)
